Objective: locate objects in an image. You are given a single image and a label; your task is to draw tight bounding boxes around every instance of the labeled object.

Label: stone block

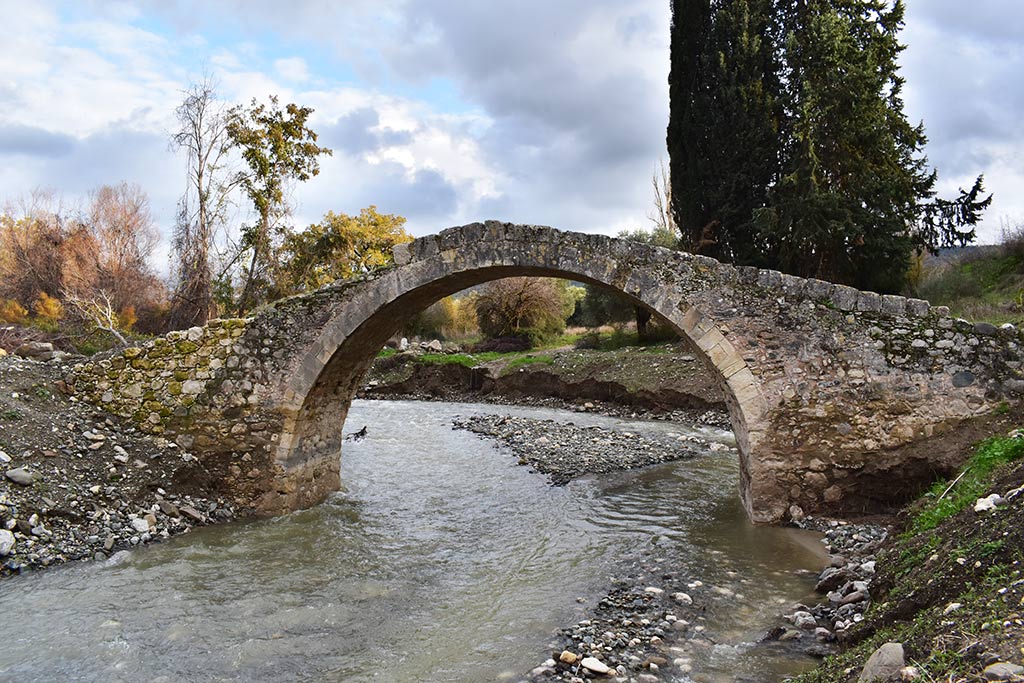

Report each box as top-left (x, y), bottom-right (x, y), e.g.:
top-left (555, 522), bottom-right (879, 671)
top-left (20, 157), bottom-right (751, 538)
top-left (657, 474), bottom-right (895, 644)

top-left (904, 298), bottom-right (930, 317)
top-left (803, 278), bottom-right (834, 301)
top-left (879, 295), bottom-right (906, 316)
top-left (392, 242), bottom-right (411, 266)
top-left (856, 291), bottom-right (882, 313)
top-left (831, 285), bottom-right (860, 311)
top-left (756, 269), bottom-right (783, 288)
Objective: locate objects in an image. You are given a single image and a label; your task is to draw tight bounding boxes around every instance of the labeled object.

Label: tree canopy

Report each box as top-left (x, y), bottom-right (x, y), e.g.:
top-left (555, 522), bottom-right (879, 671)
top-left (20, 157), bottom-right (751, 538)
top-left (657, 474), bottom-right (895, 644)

top-left (667, 0), bottom-right (991, 293)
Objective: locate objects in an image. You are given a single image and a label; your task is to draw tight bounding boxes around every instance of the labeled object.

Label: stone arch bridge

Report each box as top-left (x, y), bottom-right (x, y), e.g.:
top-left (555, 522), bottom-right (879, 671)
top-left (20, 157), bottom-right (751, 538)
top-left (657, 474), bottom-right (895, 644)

top-left (71, 222), bottom-right (1024, 523)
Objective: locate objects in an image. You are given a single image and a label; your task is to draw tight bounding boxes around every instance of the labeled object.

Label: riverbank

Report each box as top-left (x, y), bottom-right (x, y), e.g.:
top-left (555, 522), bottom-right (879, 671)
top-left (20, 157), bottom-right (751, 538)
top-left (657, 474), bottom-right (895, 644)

top-left (0, 354), bottom-right (238, 577)
top-left (787, 439), bottom-right (1024, 683)
top-left (361, 343), bottom-right (729, 427)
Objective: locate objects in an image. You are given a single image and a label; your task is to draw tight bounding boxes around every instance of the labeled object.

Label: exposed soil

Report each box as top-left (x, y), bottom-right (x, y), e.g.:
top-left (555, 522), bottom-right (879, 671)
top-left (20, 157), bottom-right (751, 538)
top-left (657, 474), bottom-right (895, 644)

top-left (829, 404), bottom-right (1024, 516)
top-left (362, 344), bottom-right (727, 420)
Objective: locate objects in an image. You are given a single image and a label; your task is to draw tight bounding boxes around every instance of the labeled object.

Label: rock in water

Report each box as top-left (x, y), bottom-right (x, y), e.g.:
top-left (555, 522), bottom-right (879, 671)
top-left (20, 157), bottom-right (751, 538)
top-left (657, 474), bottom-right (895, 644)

top-left (859, 642), bottom-right (905, 681)
top-left (5, 467), bottom-right (38, 486)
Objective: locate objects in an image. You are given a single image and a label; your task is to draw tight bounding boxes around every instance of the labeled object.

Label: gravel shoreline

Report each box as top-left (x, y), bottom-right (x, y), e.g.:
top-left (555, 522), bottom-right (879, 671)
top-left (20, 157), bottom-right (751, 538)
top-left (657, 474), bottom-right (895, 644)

top-left (0, 355), bottom-right (238, 578)
top-left (444, 405), bottom-right (890, 682)
top-left (451, 413), bottom-right (731, 484)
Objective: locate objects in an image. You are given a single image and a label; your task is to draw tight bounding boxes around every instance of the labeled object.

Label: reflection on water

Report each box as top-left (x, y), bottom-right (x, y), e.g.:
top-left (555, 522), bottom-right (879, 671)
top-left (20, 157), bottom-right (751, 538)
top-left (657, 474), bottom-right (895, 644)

top-left (0, 400), bottom-right (824, 683)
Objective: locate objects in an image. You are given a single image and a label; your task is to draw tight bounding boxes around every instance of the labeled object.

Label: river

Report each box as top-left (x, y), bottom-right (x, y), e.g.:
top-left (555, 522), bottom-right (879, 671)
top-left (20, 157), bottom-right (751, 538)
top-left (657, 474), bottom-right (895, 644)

top-left (0, 400), bottom-right (826, 683)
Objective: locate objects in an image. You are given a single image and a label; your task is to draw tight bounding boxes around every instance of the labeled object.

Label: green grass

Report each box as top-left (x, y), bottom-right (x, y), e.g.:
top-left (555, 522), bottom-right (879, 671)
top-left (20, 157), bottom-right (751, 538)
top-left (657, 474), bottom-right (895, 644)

top-left (376, 348), bottom-right (397, 358)
top-left (917, 250), bottom-right (1024, 324)
top-left (910, 434), bottom-right (1024, 534)
top-left (415, 352), bottom-right (512, 367)
top-left (503, 354), bottom-right (554, 370)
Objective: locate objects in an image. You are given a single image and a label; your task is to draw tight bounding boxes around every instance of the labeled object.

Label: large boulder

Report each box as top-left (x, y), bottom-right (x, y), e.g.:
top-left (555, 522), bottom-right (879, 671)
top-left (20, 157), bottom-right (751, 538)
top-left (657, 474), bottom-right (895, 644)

top-left (14, 341), bottom-right (55, 361)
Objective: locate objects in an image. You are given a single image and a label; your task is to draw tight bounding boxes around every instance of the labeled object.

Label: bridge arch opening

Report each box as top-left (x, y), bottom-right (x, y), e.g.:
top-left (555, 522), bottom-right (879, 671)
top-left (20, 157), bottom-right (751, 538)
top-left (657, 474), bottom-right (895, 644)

top-left (269, 225), bottom-right (773, 520)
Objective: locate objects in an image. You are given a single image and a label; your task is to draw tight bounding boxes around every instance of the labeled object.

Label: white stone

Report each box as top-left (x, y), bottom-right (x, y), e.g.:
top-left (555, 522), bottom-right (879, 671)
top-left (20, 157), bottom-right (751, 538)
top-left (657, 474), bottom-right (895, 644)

top-left (181, 380), bottom-right (204, 395)
top-left (974, 494), bottom-right (1003, 513)
top-left (130, 517), bottom-right (151, 533)
top-left (672, 592), bottom-right (693, 605)
top-left (580, 657), bottom-right (611, 674)
top-left (0, 529), bottom-right (15, 556)
top-left (644, 586), bottom-right (664, 595)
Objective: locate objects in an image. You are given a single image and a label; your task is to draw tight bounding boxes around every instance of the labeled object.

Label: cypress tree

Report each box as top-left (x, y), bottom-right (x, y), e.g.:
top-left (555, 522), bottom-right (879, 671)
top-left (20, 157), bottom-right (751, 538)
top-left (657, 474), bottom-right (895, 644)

top-left (668, 0), bottom-right (783, 264)
top-left (668, 0), bottom-right (991, 293)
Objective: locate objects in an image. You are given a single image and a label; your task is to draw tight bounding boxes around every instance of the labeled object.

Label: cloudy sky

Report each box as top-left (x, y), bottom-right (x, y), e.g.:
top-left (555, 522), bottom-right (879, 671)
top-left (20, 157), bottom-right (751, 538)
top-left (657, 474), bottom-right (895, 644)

top-left (0, 0), bottom-right (1021, 263)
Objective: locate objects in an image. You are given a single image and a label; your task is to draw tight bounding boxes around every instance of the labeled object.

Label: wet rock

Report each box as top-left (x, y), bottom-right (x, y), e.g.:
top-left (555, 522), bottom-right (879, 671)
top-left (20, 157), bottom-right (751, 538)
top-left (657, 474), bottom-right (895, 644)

top-left (816, 566), bottom-right (853, 592)
top-left (859, 642), bottom-right (905, 681)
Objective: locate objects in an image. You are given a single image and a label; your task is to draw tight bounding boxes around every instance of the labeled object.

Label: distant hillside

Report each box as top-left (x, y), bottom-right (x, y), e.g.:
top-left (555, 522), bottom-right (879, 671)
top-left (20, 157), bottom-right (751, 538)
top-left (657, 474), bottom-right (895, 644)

top-left (916, 235), bottom-right (1024, 324)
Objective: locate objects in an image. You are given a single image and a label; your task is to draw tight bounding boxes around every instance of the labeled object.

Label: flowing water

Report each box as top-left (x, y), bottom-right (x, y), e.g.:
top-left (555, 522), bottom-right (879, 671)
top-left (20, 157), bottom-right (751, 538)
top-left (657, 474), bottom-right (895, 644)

top-left (0, 400), bottom-right (826, 683)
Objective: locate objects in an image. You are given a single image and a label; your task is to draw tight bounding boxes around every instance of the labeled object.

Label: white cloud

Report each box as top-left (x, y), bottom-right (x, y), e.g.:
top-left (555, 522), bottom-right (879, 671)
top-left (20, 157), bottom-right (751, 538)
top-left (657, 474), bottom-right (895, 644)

top-left (274, 57), bottom-right (310, 84)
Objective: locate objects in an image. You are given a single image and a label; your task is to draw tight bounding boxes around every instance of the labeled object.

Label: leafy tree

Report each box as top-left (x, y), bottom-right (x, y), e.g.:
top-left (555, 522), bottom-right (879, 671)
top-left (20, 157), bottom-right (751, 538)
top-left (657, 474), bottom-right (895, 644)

top-left (84, 182), bottom-right (161, 312)
top-left (404, 295), bottom-right (479, 342)
top-left (0, 193), bottom-right (69, 306)
top-left (169, 80), bottom-right (233, 328)
top-left (226, 96), bottom-right (332, 314)
top-left (668, 0), bottom-right (784, 262)
top-left (569, 284), bottom-right (634, 329)
top-left (275, 206), bottom-right (411, 295)
top-left (757, 0), bottom-right (990, 292)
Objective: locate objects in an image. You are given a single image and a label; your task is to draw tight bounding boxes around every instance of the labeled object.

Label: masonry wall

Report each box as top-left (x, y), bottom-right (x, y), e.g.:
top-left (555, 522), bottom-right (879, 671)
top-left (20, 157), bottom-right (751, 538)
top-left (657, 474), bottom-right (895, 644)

top-left (66, 222), bottom-right (1024, 522)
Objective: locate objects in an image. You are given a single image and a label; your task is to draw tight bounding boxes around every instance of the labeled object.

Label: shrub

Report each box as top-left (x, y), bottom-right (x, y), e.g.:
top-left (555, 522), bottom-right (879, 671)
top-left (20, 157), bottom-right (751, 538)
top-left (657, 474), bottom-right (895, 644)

top-left (33, 291), bottom-right (63, 321)
top-left (0, 299), bottom-right (27, 323)
top-left (476, 278), bottom-right (573, 342)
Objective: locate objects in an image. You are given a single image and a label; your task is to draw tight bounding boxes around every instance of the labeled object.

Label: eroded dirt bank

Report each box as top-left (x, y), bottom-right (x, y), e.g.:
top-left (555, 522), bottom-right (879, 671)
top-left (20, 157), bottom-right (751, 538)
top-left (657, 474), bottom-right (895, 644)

top-left (362, 344), bottom-right (728, 423)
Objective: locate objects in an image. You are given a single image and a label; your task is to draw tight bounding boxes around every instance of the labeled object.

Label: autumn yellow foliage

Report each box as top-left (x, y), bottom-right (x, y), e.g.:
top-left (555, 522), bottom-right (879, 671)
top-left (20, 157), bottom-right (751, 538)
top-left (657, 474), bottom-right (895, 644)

top-left (33, 291), bottom-right (63, 321)
top-left (0, 298), bottom-right (28, 323)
